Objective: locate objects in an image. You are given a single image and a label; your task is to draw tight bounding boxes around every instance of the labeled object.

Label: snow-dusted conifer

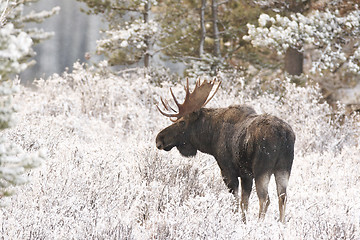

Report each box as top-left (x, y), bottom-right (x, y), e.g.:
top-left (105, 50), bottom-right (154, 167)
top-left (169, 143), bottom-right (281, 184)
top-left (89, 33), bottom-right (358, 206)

top-left (0, 80), bottom-right (45, 204)
top-left (243, 10), bottom-right (360, 74)
top-left (0, 0), bottom-right (60, 80)
top-left (0, 0), bottom-right (54, 204)
top-left (78, 0), bottom-right (159, 67)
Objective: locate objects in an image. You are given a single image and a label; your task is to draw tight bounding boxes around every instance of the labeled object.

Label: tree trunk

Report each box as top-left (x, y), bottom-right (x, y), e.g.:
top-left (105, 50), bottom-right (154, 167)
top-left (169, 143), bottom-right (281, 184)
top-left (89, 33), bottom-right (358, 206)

top-left (288, 0), bottom-right (311, 12)
top-left (211, 0), bottom-right (220, 58)
top-left (199, 0), bottom-right (206, 57)
top-left (284, 47), bottom-right (303, 76)
top-left (143, 0), bottom-right (151, 68)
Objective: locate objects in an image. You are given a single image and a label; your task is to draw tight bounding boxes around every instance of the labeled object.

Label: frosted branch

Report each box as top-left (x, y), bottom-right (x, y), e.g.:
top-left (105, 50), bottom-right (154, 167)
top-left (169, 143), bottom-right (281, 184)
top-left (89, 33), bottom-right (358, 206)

top-left (244, 10), bottom-right (360, 73)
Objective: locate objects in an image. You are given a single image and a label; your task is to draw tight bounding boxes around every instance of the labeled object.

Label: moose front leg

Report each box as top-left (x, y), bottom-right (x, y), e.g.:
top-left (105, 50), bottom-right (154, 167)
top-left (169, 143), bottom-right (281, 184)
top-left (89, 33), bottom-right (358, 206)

top-left (240, 176), bottom-right (253, 223)
top-left (220, 170), bottom-right (240, 212)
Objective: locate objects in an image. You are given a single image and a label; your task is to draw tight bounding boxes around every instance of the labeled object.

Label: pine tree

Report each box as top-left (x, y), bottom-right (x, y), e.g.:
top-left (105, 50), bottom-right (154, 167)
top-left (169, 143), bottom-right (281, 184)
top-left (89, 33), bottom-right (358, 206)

top-left (157, 0), bottom-right (271, 77)
top-left (0, 0), bottom-right (60, 80)
top-left (0, 0), bottom-right (57, 204)
top-left (243, 2), bottom-right (360, 76)
top-left (76, 0), bottom-right (268, 76)
top-left (78, 0), bottom-right (159, 67)
top-left (158, 0), bottom-right (224, 77)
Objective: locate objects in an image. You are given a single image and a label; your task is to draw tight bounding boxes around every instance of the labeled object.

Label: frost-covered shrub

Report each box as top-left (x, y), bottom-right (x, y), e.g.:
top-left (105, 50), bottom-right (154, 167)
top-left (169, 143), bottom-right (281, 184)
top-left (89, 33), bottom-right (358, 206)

top-left (0, 67), bottom-right (359, 238)
top-left (185, 53), bottom-right (225, 78)
top-left (31, 63), bottom-right (360, 160)
top-left (143, 66), bottom-right (180, 86)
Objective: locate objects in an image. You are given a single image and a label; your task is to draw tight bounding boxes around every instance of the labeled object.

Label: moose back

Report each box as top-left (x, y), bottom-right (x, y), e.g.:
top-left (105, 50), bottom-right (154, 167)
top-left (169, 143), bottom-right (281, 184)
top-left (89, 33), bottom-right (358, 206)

top-left (156, 79), bottom-right (295, 223)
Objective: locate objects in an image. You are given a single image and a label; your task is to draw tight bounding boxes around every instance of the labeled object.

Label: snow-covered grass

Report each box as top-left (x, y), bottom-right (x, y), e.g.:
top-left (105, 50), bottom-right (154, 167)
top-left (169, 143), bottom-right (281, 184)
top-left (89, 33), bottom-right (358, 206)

top-left (1, 64), bottom-right (359, 239)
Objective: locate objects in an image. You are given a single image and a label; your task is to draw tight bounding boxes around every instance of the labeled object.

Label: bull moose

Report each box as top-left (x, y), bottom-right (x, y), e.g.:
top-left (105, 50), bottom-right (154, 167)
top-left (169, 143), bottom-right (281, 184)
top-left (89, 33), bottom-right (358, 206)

top-left (155, 78), bottom-right (295, 223)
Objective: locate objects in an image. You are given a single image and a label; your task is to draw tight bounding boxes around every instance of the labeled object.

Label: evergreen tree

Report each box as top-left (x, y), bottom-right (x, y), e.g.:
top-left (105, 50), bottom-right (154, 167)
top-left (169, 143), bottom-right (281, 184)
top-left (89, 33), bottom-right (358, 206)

top-left (149, 0), bottom-right (271, 77)
top-left (0, 0), bottom-right (60, 80)
top-left (0, 0), bottom-right (57, 204)
top-left (77, 0), bottom-right (159, 67)
top-left (243, 2), bottom-right (360, 76)
top-left (75, 0), bottom-right (359, 81)
top-left (76, 0), bottom-right (267, 76)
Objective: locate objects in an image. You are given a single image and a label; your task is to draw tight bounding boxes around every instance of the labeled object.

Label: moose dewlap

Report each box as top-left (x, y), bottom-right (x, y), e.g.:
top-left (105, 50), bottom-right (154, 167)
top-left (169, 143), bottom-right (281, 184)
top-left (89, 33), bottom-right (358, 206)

top-left (156, 78), bottom-right (295, 223)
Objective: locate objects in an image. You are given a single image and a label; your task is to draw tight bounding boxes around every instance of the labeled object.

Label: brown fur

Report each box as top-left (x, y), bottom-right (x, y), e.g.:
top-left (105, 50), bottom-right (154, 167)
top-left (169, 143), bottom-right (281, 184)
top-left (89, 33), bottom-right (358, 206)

top-left (156, 105), bottom-right (295, 223)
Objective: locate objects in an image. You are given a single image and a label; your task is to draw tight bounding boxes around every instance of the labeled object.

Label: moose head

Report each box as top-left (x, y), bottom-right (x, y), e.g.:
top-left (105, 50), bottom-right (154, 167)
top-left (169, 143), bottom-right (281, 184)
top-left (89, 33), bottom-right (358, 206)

top-left (156, 78), bottom-right (221, 157)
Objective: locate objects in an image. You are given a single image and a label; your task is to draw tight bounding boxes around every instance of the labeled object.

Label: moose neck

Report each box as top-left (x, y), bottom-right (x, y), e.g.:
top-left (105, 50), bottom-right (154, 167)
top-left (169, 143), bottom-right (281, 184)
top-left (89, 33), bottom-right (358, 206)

top-left (188, 108), bottom-right (220, 156)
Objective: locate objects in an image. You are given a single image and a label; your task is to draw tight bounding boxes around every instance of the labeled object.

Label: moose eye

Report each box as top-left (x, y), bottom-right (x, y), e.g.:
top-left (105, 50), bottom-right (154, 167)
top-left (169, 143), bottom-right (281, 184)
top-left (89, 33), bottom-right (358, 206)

top-left (179, 120), bottom-right (186, 127)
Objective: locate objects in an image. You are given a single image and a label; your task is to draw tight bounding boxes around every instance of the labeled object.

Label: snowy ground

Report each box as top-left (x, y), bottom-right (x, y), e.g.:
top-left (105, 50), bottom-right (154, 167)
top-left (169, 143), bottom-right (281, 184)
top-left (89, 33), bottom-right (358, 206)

top-left (1, 65), bottom-right (359, 239)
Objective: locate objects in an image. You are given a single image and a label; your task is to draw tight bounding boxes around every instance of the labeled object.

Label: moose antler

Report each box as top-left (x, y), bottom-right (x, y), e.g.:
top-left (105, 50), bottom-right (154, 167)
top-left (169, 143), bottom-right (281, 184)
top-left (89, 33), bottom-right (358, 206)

top-left (157, 78), bottom-right (221, 122)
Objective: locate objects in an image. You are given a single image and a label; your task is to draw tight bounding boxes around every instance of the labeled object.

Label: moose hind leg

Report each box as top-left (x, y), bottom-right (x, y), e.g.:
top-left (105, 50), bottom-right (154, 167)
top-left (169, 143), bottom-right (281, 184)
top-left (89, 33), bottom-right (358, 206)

top-left (240, 176), bottom-right (253, 223)
top-left (274, 171), bottom-right (290, 223)
top-left (255, 173), bottom-right (271, 220)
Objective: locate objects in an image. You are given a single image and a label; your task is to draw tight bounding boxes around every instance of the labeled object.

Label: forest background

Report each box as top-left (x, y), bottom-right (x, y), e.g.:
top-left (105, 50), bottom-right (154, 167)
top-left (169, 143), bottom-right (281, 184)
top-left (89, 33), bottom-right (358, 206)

top-left (20, 0), bottom-right (360, 111)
